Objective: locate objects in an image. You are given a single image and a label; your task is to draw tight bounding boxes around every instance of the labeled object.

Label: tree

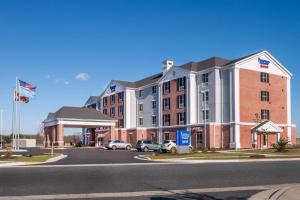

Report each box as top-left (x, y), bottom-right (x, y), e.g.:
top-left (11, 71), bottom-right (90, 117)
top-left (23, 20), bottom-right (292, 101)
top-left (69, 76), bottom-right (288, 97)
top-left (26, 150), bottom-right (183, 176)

top-left (272, 138), bottom-right (289, 152)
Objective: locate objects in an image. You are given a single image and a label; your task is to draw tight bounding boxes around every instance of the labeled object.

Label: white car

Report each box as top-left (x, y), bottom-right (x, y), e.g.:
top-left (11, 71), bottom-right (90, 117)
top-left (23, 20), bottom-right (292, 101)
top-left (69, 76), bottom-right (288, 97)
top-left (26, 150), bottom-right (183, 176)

top-left (105, 140), bottom-right (132, 150)
top-left (161, 140), bottom-right (193, 153)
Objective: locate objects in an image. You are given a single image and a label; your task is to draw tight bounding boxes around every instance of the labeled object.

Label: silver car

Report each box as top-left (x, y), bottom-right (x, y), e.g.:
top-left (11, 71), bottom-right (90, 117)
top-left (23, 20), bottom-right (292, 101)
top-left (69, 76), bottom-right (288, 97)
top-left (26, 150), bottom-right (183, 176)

top-left (105, 140), bottom-right (132, 150)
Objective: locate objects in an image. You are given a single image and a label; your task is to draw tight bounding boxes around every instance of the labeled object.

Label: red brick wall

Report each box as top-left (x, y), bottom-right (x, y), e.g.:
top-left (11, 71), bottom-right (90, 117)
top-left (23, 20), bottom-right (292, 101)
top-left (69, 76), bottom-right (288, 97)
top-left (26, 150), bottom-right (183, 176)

top-left (162, 79), bottom-right (186, 126)
top-left (239, 69), bottom-right (287, 124)
top-left (102, 92), bottom-right (124, 128)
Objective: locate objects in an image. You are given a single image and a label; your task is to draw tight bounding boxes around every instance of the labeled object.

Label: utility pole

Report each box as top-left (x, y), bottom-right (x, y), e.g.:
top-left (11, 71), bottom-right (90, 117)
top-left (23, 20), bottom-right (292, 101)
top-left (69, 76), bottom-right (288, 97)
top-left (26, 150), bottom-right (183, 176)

top-left (0, 109), bottom-right (3, 149)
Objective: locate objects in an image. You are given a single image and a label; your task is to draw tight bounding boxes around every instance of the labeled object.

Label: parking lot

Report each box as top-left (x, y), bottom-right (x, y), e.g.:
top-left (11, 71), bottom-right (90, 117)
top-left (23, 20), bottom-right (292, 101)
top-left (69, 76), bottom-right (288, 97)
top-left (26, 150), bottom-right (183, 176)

top-left (22, 147), bottom-right (151, 165)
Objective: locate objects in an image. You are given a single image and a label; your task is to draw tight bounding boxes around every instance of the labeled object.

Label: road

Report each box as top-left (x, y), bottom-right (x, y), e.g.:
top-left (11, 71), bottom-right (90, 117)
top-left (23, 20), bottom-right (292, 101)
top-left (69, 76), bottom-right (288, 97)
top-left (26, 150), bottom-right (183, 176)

top-left (0, 160), bottom-right (300, 199)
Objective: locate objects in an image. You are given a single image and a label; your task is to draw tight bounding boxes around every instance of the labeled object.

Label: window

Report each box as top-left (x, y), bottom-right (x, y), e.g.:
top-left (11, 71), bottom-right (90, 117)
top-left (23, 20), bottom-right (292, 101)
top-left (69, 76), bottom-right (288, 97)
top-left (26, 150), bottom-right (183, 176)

top-left (163, 98), bottom-right (170, 110)
top-left (202, 91), bottom-right (209, 102)
top-left (261, 91), bottom-right (270, 101)
top-left (139, 103), bottom-right (143, 112)
top-left (177, 95), bottom-right (186, 108)
top-left (202, 73), bottom-right (209, 83)
top-left (103, 109), bottom-right (107, 115)
top-left (119, 119), bottom-right (124, 128)
top-left (163, 81), bottom-right (170, 94)
top-left (164, 132), bottom-right (170, 141)
top-left (110, 107), bottom-right (115, 117)
top-left (110, 95), bottom-right (115, 105)
top-left (177, 112), bottom-right (186, 125)
top-left (138, 90), bottom-right (144, 98)
top-left (139, 118), bottom-right (143, 126)
top-left (203, 110), bottom-right (209, 120)
top-left (118, 106), bottom-right (124, 116)
top-left (163, 114), bottom-right (171, 126)
top-left (261, 109), bottom-right (270, 120)
top-left (260, 72), bottom-right (269, 83)
top-left (152, 86), bottom-right (157, 94)
top-left (103, 97), bottom-right (108, 106)
top-left (177, 77), bottom-right (186, 91)
top-left (152, 100), bottom-right (157, 109)
top-left (152, 116), bottom-right (157, 125)
top-left (118, 93), bottom-right (124, 102)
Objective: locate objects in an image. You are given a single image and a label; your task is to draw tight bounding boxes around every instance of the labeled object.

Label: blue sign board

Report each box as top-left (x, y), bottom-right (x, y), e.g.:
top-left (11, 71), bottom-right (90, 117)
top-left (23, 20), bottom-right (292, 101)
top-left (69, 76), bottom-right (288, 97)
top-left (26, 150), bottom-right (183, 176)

top-left (176, 130), bottom-right (191, 146)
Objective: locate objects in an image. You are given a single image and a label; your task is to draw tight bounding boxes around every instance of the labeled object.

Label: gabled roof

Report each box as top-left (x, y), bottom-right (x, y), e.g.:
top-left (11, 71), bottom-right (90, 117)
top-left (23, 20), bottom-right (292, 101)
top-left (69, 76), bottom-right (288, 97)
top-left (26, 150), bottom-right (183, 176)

top-left (224, 50), bottom-right (264, 66)
top-left (251, 120), bottom-right (283, 133)
top-left (45, 106), bottom-right (114, 121)
top-left (85, 96), bottom-right (101, 106)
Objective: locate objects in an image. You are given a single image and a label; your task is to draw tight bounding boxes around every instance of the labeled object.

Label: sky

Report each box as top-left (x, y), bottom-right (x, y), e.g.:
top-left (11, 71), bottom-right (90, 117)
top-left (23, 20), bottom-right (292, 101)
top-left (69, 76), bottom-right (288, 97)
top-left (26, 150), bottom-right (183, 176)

top-left (0, 0), bottom-right (299, 136)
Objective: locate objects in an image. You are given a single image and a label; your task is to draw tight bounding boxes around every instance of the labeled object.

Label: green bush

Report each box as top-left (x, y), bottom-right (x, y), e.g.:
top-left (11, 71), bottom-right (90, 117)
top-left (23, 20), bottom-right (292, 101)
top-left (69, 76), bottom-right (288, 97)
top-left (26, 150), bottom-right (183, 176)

top-left (272, 138), bottom-right (289, 152)
top-left (4, 148), bottom-right (12, 159)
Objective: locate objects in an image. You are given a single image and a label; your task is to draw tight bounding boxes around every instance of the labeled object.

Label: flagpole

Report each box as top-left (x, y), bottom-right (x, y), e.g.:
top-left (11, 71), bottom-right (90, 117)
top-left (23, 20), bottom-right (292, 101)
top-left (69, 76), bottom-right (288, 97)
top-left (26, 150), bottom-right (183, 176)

top-left (17, 77), bottom-right (20, 151)
top-left (0, 109), bottom-right (3, 149)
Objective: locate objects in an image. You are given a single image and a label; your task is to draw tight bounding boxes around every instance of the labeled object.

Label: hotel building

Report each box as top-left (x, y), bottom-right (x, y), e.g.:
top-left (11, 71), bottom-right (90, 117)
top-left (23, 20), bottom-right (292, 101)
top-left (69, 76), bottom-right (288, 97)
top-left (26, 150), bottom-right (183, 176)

top-left (83, 50), bottom-right (297, 149)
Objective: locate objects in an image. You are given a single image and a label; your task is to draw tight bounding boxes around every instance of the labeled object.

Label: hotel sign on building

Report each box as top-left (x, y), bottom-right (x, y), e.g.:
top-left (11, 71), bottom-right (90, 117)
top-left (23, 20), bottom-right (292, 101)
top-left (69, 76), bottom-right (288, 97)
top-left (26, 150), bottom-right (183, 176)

top-left (83, 50), bottom-right (297, 149)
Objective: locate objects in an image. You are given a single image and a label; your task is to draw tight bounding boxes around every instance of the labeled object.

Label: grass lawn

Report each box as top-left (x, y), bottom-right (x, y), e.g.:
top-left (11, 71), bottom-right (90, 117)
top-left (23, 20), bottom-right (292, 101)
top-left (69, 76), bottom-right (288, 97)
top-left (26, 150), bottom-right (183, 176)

top-left (0, 153), bottom-right (61, 163)
top-left (145, 148), bottom-right (300, 160)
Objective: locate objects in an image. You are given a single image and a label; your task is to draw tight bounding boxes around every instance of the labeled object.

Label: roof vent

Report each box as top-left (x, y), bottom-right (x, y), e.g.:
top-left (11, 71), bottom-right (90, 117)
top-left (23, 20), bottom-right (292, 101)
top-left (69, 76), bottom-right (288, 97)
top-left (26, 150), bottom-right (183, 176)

top-left (162, 59), bottom-right (173, 74)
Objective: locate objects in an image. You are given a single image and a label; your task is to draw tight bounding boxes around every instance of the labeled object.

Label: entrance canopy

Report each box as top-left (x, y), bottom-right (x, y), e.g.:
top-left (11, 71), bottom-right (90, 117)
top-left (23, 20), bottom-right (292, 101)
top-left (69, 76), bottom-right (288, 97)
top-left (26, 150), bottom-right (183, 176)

top-left (251, 120), bottom-right (283, 133)
top-left (43, 106), bottom-right (116, 128)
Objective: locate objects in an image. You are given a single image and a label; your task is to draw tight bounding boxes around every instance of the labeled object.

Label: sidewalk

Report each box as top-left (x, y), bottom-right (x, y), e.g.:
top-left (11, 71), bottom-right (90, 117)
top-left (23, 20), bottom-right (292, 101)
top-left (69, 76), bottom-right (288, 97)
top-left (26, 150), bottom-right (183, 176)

top-left (249, 184), bottom-right (300, 200)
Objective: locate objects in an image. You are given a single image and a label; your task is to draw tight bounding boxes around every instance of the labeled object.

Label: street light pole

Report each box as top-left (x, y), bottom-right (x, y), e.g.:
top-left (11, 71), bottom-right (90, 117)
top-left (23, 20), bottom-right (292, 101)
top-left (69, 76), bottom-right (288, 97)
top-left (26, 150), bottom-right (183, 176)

top-left (0, 109), bottom-right (3, 149)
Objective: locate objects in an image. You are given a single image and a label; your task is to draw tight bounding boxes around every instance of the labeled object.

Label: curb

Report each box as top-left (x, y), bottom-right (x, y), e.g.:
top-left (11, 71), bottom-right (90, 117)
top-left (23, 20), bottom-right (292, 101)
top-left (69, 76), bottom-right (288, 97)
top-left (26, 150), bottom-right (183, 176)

top-left (249, 184), bottom-right (300, 200)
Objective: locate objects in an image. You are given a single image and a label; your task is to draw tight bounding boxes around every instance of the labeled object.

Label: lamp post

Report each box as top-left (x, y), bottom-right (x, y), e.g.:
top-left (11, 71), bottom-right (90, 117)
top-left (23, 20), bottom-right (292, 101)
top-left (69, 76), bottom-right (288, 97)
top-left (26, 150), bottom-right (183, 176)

top-left (0, 109), bottom-right (3, 149)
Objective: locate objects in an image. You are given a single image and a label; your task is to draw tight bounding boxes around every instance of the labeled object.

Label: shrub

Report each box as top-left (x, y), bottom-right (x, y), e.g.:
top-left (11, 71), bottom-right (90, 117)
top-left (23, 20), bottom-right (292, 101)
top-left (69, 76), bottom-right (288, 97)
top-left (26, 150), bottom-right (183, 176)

top-left (201, 147), bottom-right (208, 153)
top-left (272, 138), bottom-right (289, 152)
top-left (4, 148), bottom-right (12, 159)
top-left (210, 147), bottom-right (216, 153)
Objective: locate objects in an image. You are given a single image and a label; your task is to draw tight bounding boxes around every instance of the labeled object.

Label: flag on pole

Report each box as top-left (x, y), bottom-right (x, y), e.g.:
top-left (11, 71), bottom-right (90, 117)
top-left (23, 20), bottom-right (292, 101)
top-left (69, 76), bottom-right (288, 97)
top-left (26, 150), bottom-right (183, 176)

top-left (19, 80), bottom-right (37, 98)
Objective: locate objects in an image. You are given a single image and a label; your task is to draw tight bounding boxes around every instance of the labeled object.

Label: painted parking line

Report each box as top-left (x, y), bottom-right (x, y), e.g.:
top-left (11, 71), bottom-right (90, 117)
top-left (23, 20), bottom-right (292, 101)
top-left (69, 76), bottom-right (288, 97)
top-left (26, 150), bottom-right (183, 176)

top-left (0, 184), bottom-right (296, 200)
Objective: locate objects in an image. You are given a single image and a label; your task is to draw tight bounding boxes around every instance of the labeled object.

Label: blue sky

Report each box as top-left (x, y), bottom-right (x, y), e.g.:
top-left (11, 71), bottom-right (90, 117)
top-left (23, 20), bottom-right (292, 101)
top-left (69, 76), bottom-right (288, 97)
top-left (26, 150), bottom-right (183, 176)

top-left (0, 0), bottom-right (299, 135)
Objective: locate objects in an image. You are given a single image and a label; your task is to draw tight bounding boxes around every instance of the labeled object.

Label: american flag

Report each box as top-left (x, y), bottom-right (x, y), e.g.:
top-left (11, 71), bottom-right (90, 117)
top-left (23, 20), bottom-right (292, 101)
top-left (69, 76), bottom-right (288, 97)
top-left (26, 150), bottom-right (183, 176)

top-left (19, 80), bottom-right (36, 91)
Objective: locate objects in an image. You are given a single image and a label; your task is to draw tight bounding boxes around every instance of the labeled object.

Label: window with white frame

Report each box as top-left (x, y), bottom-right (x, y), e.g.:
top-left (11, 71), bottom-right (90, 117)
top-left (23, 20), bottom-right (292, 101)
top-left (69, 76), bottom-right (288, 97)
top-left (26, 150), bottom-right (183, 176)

top-left (139, 117), bottom-right (143, 126)
top-left (202, 73), bottom-right (209, 83)
top-left (163, 98), bottom-right (170, 110)
top-left (118, 92), bottom-right (124, 102)
top-left (202, 110), bottom-right (209, 120)
top-left (177, 77), bottom-right (186, 91)
top-left (152, 115), bottom-right (157, 125)
top-left (152, 100), bottom-right (157, 109)
top-left (261, 109), bottom-right (270, 120)
top-left (103, 97), bottom-right (107, 106)
top-left (152, 86), bottom-right (157, 94)
top-left (177, 95), bottom-right (185, 108)
top-left (163, 81), bottom-right (170, 94)
top-left (260, 72), bottom-right (269, 83)
top-left (110, 107), bottom-right (115, 117)
top-left (110, 95), bottom-right (115, 105)
top-left (261, 91), bottom-right (269, 101)
top-left (177, 112), bottom-right (186, 125)
top-left (202, 91), bottom-right (209, 102)
top-left (163, 114), bottom-right (171, 126)
top-left (164, 132), bottom-right (170, 141)
top-left (138, 90), bottom-right (144, 98)
top-left (118, 106), bottom-right (124, 116)
top-left (119, 119), bottom-right (124, 128)
top-left (139, 103), bottom-right (143, 112)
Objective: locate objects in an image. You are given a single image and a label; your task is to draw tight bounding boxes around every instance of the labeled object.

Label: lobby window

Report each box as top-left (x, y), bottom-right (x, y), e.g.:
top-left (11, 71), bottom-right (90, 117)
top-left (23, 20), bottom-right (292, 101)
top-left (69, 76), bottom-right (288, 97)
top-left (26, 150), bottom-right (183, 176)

top-left (139, 118), bottom-right (143, 126)
top-left (203, 110), bottom-right (209, 121)
top-left (177, 77), bottom-right (186, 91)
top-left (261, 91), bottom-right (270, 101)
top-left (152, 86), bottom-right (157, 94)
top-left (177, 95), bottom-right (186, 108)
top-left (261, 109), bottom-right (270, 120)
top-left (118, 106), bottom-right (124, 116)
top-left (177, 112), bottom-right (186, 125)
top-left (138, 90), bottom-right (144, 98)
top-left (164, 132), bottom-right (170, 141)
top-left (260, 72), bottom-right (269, 83)
top-left (103, 97), bottom-right (108, 106)
top-left (139, 103), bottom-right (143, 112)
top-left (110, 107), bottom-right (115, 117)
top-left (118, 93), bottom-right (124, 103)
top-left (163, 114), bottom-right (171, 126)
top-left (163, 81), bottom-right (170, 94)
top-left (152, 100), bottom-right (157, 109)
top-left (110, 95), bottom-right (115, 105)
top-left (163, 98), bottom-right (170, 110)
top-left (152, 115), bottom-right (157, 125)
top-left (119, 119), bottom-right (124, 128)
top-left (202, 73), bottom-right (209, 83)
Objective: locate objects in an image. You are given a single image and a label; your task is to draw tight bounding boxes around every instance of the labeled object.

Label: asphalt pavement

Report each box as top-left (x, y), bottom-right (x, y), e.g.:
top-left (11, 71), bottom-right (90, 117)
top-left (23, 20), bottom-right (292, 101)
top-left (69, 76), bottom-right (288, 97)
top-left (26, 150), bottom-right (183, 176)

top-left (0, 160), bottom-right (300, 199)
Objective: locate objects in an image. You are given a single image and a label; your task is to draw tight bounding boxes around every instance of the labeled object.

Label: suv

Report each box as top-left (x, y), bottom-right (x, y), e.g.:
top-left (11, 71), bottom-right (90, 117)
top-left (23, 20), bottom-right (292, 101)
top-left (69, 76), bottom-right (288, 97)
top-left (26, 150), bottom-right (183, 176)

top-left (161, 140), bottom-right (193, 153)
top-left (105, 140), bottom-right (132, 150)
top-left (136, 140), bottom-right (161, 152)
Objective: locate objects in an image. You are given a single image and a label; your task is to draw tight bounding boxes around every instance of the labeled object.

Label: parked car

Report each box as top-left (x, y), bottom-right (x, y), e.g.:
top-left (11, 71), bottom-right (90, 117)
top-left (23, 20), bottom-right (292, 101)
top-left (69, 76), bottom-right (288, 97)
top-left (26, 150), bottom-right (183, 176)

top-left (161, 140), bottom-right (193, 153)
top-left (136, 140), bottom-right (161, 152)
top-left (105, 140), bottom-right (132, 150)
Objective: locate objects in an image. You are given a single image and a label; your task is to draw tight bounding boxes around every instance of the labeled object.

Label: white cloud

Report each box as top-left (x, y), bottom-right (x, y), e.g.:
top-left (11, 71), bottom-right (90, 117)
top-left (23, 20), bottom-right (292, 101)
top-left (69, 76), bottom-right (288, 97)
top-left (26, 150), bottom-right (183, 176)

top-left (55, 78), bottom-right (71, 85)
top-left (75, 72), bottom-right (89, 81)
